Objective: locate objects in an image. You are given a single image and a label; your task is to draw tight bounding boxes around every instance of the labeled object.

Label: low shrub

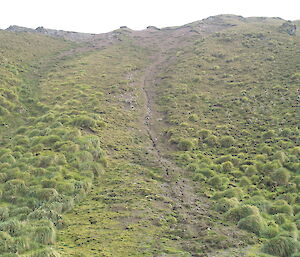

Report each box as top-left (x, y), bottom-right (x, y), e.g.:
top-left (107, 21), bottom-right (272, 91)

top-left (10, 207), bottom-right (31, 220)
top-left (14, 135), bottom-right (30, 146)
top-left (294, 176), bottom-right (300, 189)
top-left (215, 155), bottom-right (232, 164)
top-left (291, 147), bottom-right (300, 156)
top-left (277, 193), bottom-right (297, 205)
top-left (55, 182), bottom-right (75, 195)
top-left (91, 162), bottom-right (104, 177)
top-left (293, 205), bottom-right (300, 215)
top-left (0, 154), bottom-right (16, 164)
top-left (60, 196), bottom-right (75, 212)
top-left (260, 145), bottom-right (272, 155)
top-left (274, 151), bottom-right (288, 164)
top-left (37, 155), bottom-right (55, 168)
top-left (74, 151), bottom-right (94, 163)
top-left (41, 135), bottom-right (61, 146)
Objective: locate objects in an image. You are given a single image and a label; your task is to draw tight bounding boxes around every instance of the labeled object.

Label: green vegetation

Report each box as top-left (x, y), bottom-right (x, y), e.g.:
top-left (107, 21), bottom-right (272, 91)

top-left (0, 14), bottom-right (299, 257)
top-left (0, 31), bottom-right (107, 255)
top-left (262, 236), bottom-right (299, 257)
top-left (152, 15), bottom-right (300, 257)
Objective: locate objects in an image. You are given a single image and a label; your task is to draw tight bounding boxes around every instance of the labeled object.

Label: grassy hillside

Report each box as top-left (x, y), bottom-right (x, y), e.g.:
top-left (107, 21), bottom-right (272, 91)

top-left (0, 15), bottom-right (299, 257)
top-left (0, 31), bottom-right (103, 256)
top-left (151, 16), bottom-right (300, 256)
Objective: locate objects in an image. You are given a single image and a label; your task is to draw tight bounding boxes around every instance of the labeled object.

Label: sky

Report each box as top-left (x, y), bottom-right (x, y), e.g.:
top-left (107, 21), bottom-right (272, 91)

top-left (0, 0), bottom-right (300, 33)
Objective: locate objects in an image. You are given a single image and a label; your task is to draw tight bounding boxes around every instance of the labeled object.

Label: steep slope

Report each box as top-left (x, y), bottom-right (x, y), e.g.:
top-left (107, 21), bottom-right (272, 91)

top-left (148, 16), bottom-right (300, 257)
top-left (0, 31), bottom-right (107, 256)
top-left (0, 15), bottom-right (299, 257)
top-left (52, 36), bottom-right (255, 257)
top-left (0, 30), bottom-right (73, 127)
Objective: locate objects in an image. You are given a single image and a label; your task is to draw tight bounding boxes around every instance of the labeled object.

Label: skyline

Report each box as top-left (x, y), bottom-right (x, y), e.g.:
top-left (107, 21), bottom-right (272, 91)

top-left (1, 0), bottom-right (300, 33)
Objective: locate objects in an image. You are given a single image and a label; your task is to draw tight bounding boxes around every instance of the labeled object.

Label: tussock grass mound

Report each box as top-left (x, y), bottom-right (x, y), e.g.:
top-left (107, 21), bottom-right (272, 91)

top-left (225, 204), bottom-right (260, 222)
top-left (33, 221), bottom-right (56, 245)
top-left (237, 214), bottom-right (265, 235)
top-left (262, 236), bottom-right (299, 257)
top-left (214, 197), bottom-right (239, 213)
top-left (0, 232), bottom-right (15, 253)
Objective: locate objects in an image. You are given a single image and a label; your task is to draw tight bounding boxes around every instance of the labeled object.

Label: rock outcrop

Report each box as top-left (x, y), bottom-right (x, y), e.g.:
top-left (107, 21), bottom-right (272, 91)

top-left (278, 21), bottom-right (297, 35)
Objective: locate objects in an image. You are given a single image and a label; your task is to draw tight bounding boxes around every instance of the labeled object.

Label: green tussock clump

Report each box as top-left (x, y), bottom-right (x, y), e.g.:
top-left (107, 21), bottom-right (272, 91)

top-left (269, 202), bottom-right (294, 216)
top-left (34, 223), bottom-right (56, 245)
top-left (225, 204), bottom-right (260, 222)
top-left (261, 222), bottom-right (280, 239)
top-left (214, 197), bottom-right (239, 213)
top-left (213, 188), bottom-right (244, 200)
top-left (70, 115), bottom-right (96, 129)
top-left (261, 236), bottom-right (299, 257)
top-left (0, 219), bottom-right (22, 237)
top-left (237, 214), bottom-right (265, 235)
top-left (0, 207), bottom-right (9, 221)
top-left (177, 138), bottom-right (194, 151)
top-left (0, 231), bottom-right (15, 254)
top-left (271, 167), bottom-right (291, 185)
